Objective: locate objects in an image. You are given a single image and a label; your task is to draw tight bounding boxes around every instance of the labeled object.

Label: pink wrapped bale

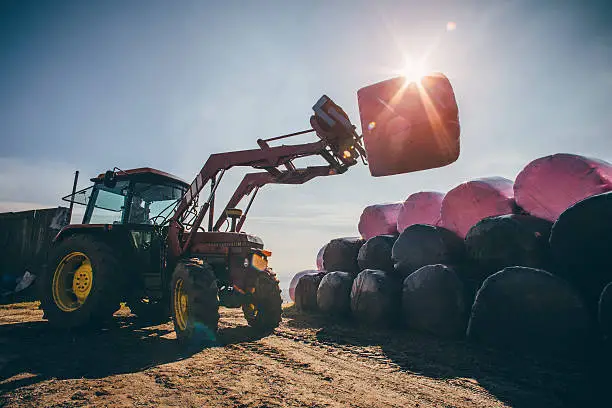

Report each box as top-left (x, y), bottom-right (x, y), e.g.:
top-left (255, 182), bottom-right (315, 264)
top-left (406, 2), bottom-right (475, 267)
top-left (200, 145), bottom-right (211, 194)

top-left (397, 191), bottom-right (445, 232)
top-left (440, 177), bottom-right (516, 238)
top-left (514, 154), bottom-right (612, 222)
top-left (289, 270), bottom-right (319, 302)
top-left (358, 203), bottom-right (402, 240)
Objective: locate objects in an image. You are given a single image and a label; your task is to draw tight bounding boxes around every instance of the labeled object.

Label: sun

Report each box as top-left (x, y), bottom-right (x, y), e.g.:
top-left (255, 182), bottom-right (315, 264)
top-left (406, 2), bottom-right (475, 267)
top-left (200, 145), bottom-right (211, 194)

top-left (401, 56), bottom-right (428, 85)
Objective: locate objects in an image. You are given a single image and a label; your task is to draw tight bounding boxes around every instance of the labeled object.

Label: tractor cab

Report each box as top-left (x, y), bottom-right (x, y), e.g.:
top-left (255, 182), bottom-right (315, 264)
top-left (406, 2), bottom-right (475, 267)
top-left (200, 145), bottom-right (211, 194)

top-left (65, 168), bottom-right (188, 226)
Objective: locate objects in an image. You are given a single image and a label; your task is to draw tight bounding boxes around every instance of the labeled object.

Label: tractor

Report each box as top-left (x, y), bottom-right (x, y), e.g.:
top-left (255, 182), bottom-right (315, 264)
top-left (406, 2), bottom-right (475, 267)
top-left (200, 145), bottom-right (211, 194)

top-left (38, 74), bottom-right (460, 343)
top-left (38, 95), bottom-right (371, 342)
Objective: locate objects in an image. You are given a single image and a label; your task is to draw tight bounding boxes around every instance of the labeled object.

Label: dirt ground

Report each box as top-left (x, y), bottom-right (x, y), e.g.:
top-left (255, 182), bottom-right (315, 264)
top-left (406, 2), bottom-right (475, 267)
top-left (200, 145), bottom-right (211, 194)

top-left (0, 302), bottom-right (607, 408)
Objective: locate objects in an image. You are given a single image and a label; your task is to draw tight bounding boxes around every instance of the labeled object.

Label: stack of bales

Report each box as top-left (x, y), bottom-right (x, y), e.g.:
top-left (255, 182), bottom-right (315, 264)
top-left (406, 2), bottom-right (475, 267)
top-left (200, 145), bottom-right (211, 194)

top-left (289, 153), bottom-right (612, 353)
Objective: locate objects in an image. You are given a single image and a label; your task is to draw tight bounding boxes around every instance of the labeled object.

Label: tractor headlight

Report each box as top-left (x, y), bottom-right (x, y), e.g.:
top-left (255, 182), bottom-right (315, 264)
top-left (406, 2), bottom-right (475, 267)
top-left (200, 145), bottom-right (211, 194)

top-left (251, 253), bottom-right (268, 271)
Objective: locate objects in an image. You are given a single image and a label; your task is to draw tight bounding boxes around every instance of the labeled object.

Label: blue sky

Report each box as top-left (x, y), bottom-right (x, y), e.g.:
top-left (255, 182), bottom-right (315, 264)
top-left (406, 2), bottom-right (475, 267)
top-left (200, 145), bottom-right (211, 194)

top-left (1, 0), bottom-right (612, 290)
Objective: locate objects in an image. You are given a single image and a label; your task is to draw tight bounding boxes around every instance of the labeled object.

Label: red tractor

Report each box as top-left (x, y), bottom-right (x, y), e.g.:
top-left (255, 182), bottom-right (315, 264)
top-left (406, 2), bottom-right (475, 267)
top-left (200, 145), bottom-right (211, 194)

top-left (39, 96), bottom-right (370, 342)
top-left (39, 75), bottom-right (460, 343)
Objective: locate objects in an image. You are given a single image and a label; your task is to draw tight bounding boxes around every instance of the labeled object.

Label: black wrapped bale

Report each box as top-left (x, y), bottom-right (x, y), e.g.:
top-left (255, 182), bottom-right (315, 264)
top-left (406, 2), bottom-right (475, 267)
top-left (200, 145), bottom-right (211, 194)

top-left (295, 273), bottom-right (324, 312)
top-left (316, 244), bottom-right (327, 271)
top-left (402, 264), bottom-right (468, 338)
top-left (323, 237), bottom-right (365, 275)
top-left (350, 269), bottom-right (402, 327)
top-left (599, 282), bottom-right (612, 341)
top-left (549, 192), bottom-right (612, 307)
top-left (467, 267), bottom-right (592, 353)
top-left (357, 235), bottom-right (397, 273)
top-left (392, 224), bottom-right (465, 278)
top-left (465, 215), bottom-right (553, 281)
top-left (316, 271), bottom-right (353, 316)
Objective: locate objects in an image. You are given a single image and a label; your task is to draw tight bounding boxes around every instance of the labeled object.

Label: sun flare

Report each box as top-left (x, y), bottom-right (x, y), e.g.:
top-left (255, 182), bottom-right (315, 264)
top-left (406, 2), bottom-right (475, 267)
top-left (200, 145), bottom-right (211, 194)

top-left (400, 55), bottom-right (428, 85)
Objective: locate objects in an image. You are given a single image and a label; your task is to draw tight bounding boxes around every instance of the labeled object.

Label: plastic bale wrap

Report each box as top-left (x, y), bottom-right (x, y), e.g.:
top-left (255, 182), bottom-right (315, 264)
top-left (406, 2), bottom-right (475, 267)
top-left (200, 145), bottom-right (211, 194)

top-left (549, 191), bottom-right (612, 308)
top-left (289, 270), bottom-right (320, 302)
top-left (397, 191), bottom-right (445, 233)
top-left (402, 264), bottom-right (468, 338)
top-left (357, 235), bottom-right (397, 273)
top-left (440, 177), bottom-right (517, 238)
top-left (392, 224), bottom-right (465, 278)
top-left (465, 215), bottom-right (553, 281)
top-left (316, 244), bottom-right (327, 271)
top-left (350, 269), bottom-right (402, 327)
top-left (316, 271), bottom-right (353, 316)
top-left (357, 74), bottom-right (460, 177)
top-left (322, 237), bottom-right (365, 275)
top-left (358, 203), bottom-right (402, 240)
top-left (599, 282), bottom-right (612, 341)
top-left (467, 267), bottom-right (592, 353)
top-left (514, 153), bottom-right (612, 222)
top-left (295, 273), bottom-right (324, 312)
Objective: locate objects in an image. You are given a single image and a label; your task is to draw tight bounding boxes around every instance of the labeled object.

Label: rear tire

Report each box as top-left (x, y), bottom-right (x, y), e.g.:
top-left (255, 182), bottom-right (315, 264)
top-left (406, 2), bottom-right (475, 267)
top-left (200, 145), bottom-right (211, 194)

top-left (242, 269), bottom-right (282, 332)
top-left (170, 259), bottom-right (219, 344)
top-left (39, 234), bottom-right (123, 328)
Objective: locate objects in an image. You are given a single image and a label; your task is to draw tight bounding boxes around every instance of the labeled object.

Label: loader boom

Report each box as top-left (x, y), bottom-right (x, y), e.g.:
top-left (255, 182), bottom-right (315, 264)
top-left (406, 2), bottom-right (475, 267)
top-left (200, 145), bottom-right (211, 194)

top-left (167, 95), bottom-right (366, 259)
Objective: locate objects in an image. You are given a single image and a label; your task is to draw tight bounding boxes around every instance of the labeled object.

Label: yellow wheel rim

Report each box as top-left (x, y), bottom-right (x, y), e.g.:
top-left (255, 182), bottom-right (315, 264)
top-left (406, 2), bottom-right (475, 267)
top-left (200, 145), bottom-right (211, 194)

top-left (52, 252), bottom-right (93, 312)
top-left (174, 278), bottom-right (188, 331)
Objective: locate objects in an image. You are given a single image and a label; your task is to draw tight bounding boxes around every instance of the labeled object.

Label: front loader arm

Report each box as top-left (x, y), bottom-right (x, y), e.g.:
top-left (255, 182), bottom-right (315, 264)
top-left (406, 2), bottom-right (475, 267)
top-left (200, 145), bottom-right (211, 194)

top-left (168, 95), bottom-right (366, 259)
top-left (212, 166), bottom-right (334, 232)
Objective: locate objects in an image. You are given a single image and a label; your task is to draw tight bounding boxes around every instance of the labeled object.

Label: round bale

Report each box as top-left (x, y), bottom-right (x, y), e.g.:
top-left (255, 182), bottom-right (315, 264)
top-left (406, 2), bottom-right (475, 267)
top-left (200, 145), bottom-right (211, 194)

top-left (549, 191), bottom-right (612, 306)
top-left (295, 273), bottom-right (324, 312)
top-left (289, 270), bottom-right (319, 302)
top-left (467, 266), bottom-right (592, 353)
top-left (358, 203), bottom-right (402, 240)
top-left (599, 282), bottom-right (612, 341)
top-left (402, 264), bottom-right (468, 338)
top-left (323, 237), bottom-right (365, 275)
top-left (397, 191), bottom-right (444, 233)
top-left (357, 235), bottom-right (397, 273)
top-left (514, 153), bottom-right (612, 222)
top-left (392, 224), bottom-right (465, 278)
top-left (465, 214), bottom-right (553, 281)
top-left (350, 269), bottom-right (402, 327)
top-left (317, 271), bottom-right (353, 316)
top-left (440, 177), bottom-right (516, 238)
top-left (316, 244), bottom-right (327, 271)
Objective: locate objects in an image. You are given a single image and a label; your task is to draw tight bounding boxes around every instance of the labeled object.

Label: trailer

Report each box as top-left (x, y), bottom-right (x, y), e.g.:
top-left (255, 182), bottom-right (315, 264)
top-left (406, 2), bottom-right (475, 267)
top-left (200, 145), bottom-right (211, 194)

top-left (0, 207), bottom-right (70, 301)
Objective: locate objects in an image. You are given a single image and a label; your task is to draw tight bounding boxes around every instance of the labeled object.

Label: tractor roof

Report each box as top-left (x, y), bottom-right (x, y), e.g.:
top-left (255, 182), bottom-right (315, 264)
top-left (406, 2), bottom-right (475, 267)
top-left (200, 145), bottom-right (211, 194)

top-left (91, 167), bottom-right (190, 189)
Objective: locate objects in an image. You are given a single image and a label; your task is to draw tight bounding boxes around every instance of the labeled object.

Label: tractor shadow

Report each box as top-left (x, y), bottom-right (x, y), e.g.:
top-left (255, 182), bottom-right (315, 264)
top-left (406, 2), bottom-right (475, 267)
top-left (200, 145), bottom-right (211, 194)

top-left (283, 304), bottom-right (608, 408)
top-left (0, 311), bottom-right (268, 393)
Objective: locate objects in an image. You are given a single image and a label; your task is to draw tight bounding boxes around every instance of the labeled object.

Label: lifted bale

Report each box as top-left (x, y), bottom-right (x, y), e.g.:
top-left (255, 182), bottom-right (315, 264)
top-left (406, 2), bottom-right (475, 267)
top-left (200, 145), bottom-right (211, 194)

top-left (392, 224), bottom-right (465, 278)
top-left (357, 74), bottom-right (460, 177)
top-left (316, 244), bottom-right (327, 271)
top-left (397, 191), bottom-right (445, 233)
top-left (599, 282), bottom-right (612, 341)
top-left (323, 237), bottom-right (365, 275)
top-left (289, 270), bottom-right (320, 302)
top-left (514, 153), bottom-right (612, 222)
top-left (467, 266), bottom-right (592, 354)
top-left (357, 235), bottom-right (397, 273)
top-left (465, 215), bottom-right (553, 281)
top-left (549, 191), bottom-right (612, 308)
top-left (350, 269), bottom-right (402, 327)
top-left (358, 203), bottom-right (402, 240)
top-left (295, 273), bottom-right (324, 312)
top-left (440, 177), bottom-right (516, 238)
top-left (402, 264), bottom-right (468, 338)
top-left (317, 271), bottom-right (353, 316)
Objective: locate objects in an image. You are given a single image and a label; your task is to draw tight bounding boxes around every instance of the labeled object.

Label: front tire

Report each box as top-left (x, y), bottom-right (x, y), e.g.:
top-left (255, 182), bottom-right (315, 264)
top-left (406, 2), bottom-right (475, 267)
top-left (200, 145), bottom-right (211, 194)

top-left (170, 259), bottom-right (219, 344)
top-left (39, 235), bottom-right (123, 328)
top-left (242, 269), bottom-right (282, 332)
